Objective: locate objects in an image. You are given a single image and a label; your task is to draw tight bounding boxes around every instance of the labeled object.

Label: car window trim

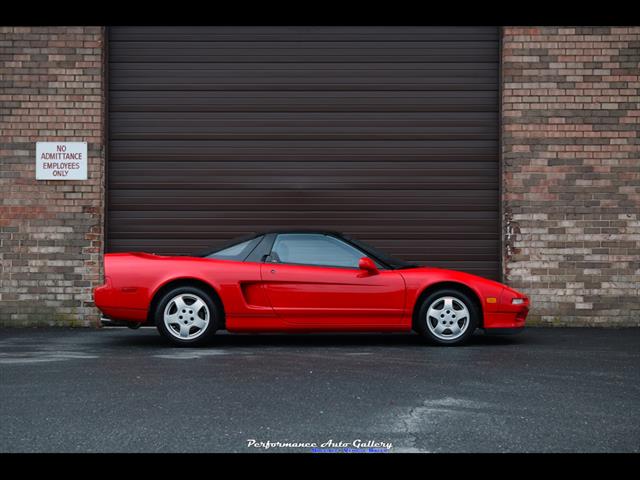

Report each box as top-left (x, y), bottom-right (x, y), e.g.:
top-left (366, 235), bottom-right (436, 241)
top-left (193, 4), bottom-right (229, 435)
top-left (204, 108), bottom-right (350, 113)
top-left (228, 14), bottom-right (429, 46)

top-left (265, 260), bottom-right (367, 271)
top-left (238, 235), bottom-right (265, 261)
top-left (244, 233), bottom-right (276, 263)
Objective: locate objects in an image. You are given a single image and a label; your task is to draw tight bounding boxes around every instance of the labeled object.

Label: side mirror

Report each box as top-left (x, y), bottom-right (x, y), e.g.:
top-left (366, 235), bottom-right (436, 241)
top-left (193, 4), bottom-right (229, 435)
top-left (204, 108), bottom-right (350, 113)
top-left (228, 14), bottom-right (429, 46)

top-left (358, 257), bottom-right (379, 275)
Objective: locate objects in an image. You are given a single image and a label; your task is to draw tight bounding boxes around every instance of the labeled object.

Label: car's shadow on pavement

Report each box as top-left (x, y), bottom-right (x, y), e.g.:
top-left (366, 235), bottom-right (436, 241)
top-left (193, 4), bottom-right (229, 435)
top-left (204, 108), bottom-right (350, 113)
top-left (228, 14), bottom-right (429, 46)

top-left (103, 327), bottom-right (527, 349)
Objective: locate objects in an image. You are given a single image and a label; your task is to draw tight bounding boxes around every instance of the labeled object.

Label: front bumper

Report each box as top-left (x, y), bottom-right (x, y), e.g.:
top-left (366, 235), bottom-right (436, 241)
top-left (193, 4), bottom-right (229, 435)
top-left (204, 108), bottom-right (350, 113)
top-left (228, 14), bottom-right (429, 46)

top-left (483, 289), bottom-right (529, 332)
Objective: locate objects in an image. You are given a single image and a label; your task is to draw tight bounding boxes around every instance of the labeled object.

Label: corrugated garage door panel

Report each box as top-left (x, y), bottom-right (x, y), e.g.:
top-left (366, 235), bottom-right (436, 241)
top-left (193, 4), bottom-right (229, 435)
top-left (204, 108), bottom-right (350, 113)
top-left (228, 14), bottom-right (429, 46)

top-left (108, 26), bottom-right (500, 279)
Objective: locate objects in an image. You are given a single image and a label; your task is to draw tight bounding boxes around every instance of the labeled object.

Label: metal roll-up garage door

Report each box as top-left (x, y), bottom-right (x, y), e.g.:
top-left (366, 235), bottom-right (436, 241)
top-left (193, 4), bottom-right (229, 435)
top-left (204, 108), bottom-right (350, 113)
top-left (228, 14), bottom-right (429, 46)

top-left (107, 26), bottom-right (500, 279)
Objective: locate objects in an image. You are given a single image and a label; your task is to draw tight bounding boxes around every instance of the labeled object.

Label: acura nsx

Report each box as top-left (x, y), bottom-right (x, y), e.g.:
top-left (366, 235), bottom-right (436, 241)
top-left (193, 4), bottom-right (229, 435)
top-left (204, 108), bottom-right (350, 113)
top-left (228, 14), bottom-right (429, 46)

top-left (94, 230), bottom-right (529, 346)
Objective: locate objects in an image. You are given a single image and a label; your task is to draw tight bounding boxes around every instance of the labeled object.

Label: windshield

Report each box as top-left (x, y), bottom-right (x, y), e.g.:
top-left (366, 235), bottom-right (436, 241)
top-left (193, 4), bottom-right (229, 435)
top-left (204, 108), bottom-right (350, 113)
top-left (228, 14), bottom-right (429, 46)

top-left (342, 235), bottom-right (419, 270)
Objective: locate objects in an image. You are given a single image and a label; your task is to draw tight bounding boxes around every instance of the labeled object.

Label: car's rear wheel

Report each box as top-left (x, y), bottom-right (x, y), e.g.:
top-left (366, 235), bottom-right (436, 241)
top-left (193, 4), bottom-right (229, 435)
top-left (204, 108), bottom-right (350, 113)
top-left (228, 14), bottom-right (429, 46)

top-left (155, 286), bottom-right (219, 347)
top-left (416, 289), bottom-right (479, 346)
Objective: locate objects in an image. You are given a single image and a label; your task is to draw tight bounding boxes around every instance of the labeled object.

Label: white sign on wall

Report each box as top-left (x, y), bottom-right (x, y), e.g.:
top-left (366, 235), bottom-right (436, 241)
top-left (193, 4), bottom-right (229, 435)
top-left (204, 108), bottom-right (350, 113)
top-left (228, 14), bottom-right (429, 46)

top-left (36, 142), bottom-right (88, 180)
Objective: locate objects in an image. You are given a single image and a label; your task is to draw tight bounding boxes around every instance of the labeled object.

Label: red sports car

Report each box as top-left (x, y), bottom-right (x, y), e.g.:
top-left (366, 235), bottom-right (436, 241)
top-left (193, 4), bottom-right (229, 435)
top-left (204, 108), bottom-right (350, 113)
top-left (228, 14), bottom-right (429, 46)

top-left (94, 230), bottom-right (529, 346)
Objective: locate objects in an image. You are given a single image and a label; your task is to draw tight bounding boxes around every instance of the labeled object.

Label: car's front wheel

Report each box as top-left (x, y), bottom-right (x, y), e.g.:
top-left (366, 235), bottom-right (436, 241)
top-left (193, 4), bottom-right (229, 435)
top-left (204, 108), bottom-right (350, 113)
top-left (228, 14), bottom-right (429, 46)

top-left (155, 286), bottom-right (219, 347)
top-left (416, 289), bottom-right (479, 346)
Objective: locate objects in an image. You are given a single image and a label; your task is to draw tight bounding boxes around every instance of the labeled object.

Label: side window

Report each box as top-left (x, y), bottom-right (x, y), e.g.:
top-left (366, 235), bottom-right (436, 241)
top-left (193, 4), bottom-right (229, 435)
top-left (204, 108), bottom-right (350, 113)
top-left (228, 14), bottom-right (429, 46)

top-left (207, 236), bottom-right (262, 261)
top-left (270, 234), bottom-right (368, 268)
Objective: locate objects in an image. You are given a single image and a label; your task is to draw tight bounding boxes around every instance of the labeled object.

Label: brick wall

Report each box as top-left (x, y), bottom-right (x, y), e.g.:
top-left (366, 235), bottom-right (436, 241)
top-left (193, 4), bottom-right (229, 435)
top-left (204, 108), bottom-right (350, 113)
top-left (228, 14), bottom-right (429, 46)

top-left (1, 26), bottom-right (638, 328)
top-left (502, 27), bottom-right (640, 326)
top-left (0, 27), bottom-right (105, 327)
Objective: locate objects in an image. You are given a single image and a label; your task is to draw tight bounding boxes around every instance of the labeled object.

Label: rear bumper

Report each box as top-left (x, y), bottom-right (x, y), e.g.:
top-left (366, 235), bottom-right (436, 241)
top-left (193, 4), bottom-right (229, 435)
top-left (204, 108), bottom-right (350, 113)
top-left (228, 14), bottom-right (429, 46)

top-left (94, 279), bottom-right (148, 324)
top-left (93, 278), bottom-right (113, 308)
top-left (96, 306), bottom-right (148, 323)
top-left (101, 317), bottom-right (125, 327)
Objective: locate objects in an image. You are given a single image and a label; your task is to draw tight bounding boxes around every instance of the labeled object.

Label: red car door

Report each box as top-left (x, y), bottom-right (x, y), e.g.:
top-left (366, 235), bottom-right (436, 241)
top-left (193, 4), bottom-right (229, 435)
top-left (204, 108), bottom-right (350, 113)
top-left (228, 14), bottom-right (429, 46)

top-left (260, 233), bottom-right (406, 326)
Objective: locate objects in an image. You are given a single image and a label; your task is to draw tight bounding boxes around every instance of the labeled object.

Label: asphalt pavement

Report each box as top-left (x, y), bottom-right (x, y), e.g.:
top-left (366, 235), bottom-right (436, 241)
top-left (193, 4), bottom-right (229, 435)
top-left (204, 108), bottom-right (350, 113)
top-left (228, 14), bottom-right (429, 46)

top-left (0, 327), bottom-right (638, 453)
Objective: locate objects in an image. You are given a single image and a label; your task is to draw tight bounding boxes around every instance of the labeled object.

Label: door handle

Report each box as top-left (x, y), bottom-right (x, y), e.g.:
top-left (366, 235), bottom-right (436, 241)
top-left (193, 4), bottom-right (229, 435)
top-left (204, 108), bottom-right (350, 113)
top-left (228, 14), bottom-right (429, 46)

top-left (270, 269), bottom-right (277, 274)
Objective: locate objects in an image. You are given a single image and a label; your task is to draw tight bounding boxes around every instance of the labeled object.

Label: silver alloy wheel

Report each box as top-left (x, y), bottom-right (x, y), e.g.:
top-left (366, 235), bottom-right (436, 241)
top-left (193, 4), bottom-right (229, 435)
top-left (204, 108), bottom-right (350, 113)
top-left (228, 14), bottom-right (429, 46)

top-left (163, 293), bottom-right (210, 340)
top-left (426, 296), bottom-right (470, 341)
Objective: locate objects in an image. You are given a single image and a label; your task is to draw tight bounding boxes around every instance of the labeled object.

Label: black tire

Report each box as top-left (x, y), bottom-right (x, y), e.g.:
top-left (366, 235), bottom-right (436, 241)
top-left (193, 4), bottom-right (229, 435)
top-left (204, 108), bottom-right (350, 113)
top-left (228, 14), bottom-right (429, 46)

top-left (155, 286), bottom-right (220, 347)
top-left (415, 289), bottom-right (479, 346)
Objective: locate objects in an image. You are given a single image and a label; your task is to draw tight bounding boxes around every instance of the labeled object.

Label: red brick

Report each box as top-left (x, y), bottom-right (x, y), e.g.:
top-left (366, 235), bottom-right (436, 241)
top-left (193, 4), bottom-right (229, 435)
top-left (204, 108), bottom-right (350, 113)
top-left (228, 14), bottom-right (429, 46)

top-left (0, 27), bottom-right (105, 327)
top-left (502, 26), bottom-right (640, 327)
